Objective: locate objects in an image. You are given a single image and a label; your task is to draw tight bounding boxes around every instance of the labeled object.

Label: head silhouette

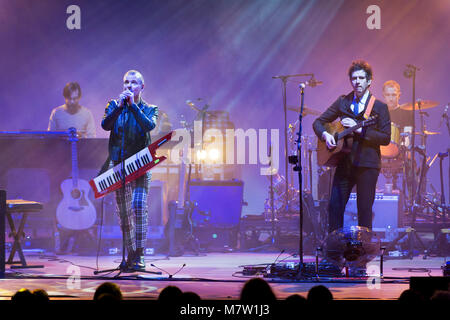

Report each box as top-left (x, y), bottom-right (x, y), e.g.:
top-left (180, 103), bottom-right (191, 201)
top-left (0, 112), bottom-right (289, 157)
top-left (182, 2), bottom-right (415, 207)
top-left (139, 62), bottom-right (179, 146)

top-left (307, 285), bottom-right (333, 304)
top-left (93, 282), bottom-right (123, 301)
top-left (240, 277), bottom-right (276, 302)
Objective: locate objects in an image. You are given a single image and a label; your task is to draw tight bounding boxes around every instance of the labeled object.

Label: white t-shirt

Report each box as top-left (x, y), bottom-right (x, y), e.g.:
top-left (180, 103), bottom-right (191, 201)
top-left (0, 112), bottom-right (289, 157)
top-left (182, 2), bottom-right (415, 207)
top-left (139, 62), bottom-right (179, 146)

top-left (48, 105), bottom-right (96, 138)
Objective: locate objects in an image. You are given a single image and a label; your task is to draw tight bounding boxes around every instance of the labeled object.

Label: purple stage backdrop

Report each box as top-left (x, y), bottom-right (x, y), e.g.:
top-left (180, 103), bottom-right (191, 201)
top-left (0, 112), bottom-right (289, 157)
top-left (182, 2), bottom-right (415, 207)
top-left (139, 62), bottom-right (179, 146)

top-left (0, 0), bottom-right (449, 215)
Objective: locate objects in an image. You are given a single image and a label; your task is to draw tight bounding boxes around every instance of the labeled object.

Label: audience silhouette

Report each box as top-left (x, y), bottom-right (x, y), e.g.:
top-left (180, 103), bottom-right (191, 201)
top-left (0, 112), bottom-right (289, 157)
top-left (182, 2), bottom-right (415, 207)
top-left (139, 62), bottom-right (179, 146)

top-left (240, 277), bottom-right (277, 302)
top-left (307, 285), bottom-right (333, 304)
top-left (11, 288), bottom-right (50, 304)
top-left (93, 282), bottom-right (123, 302)
top-left (158, 285), bottom-right (183, 302)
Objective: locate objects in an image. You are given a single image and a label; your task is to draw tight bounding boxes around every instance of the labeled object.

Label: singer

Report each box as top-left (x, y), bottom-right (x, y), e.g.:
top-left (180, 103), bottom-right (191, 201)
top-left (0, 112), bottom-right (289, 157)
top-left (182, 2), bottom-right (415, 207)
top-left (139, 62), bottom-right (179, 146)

top-left (101, 70), bottom-right (158, 271)
top-left (312, 60), bottom-right (390, 276)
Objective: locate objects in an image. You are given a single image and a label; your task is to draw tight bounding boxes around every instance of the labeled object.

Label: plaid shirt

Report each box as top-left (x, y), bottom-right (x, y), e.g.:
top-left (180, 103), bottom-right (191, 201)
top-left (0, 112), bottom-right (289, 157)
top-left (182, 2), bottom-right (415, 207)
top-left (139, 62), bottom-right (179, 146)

top-left (101, 99), bottom-right (158, 162)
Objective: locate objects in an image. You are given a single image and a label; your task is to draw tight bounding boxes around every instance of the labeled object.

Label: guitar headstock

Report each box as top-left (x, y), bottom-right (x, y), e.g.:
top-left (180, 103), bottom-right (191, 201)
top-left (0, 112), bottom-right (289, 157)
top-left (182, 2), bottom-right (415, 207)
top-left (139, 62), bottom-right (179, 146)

top-left (68, 127), bottom-right (79, 142)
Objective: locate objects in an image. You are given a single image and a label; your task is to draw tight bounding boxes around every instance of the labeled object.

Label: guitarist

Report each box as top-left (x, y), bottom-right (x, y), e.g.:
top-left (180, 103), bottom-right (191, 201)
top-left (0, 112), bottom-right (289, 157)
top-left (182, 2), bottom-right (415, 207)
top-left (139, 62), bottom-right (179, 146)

top-left (313, 60), bottom-right (391, 241)
top-left (101, 70), bottom-right (158, 271)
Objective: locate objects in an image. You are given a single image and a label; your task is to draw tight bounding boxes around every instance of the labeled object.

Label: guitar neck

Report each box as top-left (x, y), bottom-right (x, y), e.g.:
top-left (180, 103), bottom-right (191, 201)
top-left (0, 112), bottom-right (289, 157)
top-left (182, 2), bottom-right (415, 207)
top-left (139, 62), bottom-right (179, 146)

top-left (177, 149), bottom-right (186, 207)
top-left (71, 139), bottom-right (79, 188)
top-left (336, 122), bottom-right (364, 140)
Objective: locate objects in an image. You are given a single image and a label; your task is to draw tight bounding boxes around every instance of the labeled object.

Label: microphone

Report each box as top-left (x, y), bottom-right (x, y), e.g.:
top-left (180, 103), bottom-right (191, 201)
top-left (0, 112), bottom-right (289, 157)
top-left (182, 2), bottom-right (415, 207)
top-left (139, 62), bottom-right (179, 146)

top-left (150, 263), bottom-right (186, 279)
top-left (269, 249), bottom-right (285, 268)
top-left (186, 99), bottom-right (202, 112)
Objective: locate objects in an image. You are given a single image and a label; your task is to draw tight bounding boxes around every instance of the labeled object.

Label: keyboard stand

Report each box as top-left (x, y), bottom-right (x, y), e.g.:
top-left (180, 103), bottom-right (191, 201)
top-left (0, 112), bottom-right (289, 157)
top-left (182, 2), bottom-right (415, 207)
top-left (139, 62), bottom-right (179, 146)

top-left (6, 199), bottom-right (44, 269)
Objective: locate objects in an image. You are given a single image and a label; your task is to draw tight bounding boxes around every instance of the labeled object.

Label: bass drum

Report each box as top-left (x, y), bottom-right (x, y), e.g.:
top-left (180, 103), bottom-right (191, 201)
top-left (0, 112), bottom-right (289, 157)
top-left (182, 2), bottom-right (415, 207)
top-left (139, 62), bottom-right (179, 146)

top-left (380, 122), bottom-right (400, 158)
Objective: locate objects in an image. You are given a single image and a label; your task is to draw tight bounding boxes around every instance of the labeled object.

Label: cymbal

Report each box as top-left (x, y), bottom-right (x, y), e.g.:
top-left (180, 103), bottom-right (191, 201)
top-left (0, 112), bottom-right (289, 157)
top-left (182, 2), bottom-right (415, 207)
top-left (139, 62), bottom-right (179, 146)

top-left (399, 100), bottom-right (439, 110)
top-left (287, 105), bottom-right (321, 116)
top-left (413, 130), bottom-right (441, 135)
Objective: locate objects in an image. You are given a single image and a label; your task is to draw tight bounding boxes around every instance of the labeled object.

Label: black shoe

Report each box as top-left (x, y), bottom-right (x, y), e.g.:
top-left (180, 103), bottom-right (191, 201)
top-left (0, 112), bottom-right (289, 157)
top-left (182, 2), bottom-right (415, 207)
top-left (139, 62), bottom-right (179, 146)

top-left (132, 248), bottom-right (145, 271)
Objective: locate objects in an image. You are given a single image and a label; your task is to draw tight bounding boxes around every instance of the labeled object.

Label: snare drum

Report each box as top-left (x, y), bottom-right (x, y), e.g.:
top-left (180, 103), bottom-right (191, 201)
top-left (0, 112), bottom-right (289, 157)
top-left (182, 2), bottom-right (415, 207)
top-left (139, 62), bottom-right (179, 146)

top-left (380, 122), bottom-right (400, 158)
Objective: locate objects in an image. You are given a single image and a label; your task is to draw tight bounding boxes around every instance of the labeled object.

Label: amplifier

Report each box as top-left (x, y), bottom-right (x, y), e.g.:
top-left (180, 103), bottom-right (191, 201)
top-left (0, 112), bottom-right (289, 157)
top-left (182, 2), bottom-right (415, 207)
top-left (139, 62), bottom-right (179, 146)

top-left (344, 193), bottom-right (400, 229)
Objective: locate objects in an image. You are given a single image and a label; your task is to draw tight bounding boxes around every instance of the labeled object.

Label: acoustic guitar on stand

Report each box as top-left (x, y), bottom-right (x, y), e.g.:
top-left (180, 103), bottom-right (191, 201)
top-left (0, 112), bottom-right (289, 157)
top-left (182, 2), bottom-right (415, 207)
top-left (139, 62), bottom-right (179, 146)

top-left (317, 115), bottom-right (378, 167)
top-left (56, 127), bottom-right (96, 230)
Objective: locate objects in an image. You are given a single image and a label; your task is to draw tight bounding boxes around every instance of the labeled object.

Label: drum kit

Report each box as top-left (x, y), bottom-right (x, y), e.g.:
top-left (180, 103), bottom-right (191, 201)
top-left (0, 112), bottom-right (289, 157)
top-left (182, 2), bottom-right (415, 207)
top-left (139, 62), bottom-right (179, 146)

top-left (380, 100), bottom-right (440, 199)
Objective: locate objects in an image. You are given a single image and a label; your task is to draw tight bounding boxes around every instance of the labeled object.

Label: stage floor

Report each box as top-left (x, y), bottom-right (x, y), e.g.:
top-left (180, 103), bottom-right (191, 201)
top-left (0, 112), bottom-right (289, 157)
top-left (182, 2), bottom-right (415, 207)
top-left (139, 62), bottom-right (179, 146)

top-left (0, 252), bottom-right (445, 300)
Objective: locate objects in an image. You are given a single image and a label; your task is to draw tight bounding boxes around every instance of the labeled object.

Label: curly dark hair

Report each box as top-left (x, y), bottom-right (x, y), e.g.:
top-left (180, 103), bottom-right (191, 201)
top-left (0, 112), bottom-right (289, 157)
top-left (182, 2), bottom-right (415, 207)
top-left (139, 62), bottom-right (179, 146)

top-left (63, 82), bottom-right (82, 99)
top-left (348, 60), bottom-right (373, 81)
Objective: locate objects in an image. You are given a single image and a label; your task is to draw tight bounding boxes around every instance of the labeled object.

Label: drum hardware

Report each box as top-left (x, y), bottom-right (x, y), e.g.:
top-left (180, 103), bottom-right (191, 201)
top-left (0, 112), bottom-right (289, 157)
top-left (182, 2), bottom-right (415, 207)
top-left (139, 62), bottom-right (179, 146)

top-left (396, 65), bottom-right (428, 259)
top-left (423, 152), bottom-right (449, 258)
top-left (389, 144), bottom-right (437, 259)
top-left (273, 73), bottom-right (315, 216)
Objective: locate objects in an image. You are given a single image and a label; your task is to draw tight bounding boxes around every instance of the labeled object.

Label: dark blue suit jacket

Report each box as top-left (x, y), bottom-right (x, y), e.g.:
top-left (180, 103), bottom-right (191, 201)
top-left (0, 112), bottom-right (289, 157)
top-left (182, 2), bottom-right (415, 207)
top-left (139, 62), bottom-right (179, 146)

top-left (313, 91), bottom-right (391, 169)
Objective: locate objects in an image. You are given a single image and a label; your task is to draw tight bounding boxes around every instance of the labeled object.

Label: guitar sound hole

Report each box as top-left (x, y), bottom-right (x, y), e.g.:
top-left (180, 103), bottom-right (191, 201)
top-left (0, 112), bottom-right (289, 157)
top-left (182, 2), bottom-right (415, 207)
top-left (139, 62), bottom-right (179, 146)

top-left (71, 188), bottom-right (81, 199)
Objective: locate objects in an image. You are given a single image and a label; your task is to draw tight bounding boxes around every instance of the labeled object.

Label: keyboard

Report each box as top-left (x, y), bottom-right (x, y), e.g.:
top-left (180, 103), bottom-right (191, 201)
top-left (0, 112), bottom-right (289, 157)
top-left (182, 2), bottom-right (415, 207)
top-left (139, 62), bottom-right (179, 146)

top-left (89, 131), bottom-right (173, 199)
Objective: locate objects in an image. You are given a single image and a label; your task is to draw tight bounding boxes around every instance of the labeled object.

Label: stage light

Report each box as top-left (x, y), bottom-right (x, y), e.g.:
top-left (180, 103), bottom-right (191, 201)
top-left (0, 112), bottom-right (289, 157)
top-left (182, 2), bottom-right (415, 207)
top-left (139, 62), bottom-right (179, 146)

top-left (208, 148), bottom-right (220, 162)
top-left (197, 150), bottom-right (207, 161)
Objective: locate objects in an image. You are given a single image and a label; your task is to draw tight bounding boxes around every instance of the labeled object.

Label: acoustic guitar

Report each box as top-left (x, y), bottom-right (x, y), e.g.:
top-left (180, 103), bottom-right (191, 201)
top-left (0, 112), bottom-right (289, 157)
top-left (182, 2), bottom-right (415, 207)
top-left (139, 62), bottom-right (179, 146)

top-left (56, 127), bottom-right (96, 230)
top-left (317, 115), bottom-right (378, 167)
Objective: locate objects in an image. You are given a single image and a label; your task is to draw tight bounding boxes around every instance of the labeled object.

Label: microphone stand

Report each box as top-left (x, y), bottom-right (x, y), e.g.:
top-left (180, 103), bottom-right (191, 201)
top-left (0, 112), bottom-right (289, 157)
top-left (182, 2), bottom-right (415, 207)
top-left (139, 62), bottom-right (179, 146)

top-left (295, 85), bottom-right (305, 276)
top-left (94, 100), bottom-right (160, 277)
top-left (284, 83), bottom-right (308, 278)
top-left (94, 103), bottom-right (129, 276)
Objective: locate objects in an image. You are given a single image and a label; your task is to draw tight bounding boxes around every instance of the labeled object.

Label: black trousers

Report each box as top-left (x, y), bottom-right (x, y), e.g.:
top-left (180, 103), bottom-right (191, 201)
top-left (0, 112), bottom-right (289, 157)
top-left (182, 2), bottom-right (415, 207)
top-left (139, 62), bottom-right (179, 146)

top-left (328, 161), bottom-right (380, 233)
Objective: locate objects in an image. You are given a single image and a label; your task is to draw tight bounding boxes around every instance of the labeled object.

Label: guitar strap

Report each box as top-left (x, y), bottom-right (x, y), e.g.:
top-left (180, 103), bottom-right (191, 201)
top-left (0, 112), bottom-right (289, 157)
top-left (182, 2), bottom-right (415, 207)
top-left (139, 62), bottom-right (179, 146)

top-left (363, 95), bottom-right (376, 119)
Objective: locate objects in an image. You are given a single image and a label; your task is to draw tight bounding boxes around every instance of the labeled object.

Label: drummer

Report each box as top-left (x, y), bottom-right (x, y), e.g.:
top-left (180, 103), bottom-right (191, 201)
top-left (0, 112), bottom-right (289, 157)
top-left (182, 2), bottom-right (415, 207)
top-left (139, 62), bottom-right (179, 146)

top-left (382, 80), bottom-right (412, 129)
top-left (382, 80), bottom-right (415, 194)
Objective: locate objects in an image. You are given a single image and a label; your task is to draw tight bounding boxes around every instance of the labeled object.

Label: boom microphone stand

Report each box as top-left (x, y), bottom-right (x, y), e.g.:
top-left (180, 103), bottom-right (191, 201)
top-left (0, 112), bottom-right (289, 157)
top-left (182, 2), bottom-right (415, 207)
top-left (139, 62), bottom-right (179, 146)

top-left (287, 81), bottom-right (310, 277)
top-left (295, 83), bottom-right (306, 270)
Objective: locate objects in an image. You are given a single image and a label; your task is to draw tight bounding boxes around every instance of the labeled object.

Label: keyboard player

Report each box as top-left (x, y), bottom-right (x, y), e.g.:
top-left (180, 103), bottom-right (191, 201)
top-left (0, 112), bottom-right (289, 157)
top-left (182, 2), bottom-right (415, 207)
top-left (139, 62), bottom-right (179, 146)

top-left (101, 70), bottom-right (158, 272)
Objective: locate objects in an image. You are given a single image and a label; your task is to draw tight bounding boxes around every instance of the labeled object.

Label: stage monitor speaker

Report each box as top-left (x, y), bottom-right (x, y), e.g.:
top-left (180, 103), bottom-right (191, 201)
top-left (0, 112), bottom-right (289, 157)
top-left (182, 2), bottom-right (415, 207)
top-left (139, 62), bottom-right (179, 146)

top-left (189, 179), bottom-right (244, 228)
top-left (344, 193), bottom-right (400, 229)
